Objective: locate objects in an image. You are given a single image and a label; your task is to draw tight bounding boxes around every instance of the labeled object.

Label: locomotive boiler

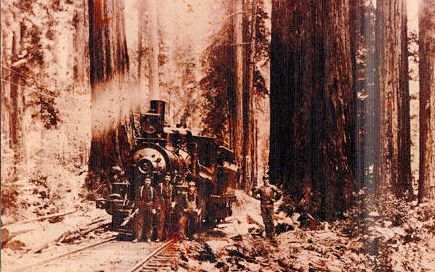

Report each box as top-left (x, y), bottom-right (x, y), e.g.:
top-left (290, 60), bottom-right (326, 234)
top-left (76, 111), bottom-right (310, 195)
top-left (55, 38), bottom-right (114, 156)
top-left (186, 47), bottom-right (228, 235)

top-left (96, 99), bottom-right (238, 235)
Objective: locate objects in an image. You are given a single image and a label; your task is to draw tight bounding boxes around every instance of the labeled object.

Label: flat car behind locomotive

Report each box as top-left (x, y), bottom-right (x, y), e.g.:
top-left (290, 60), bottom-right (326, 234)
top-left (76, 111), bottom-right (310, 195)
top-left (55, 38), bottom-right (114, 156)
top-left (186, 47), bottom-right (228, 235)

top-left (96, 99), bottom-right (238, 237)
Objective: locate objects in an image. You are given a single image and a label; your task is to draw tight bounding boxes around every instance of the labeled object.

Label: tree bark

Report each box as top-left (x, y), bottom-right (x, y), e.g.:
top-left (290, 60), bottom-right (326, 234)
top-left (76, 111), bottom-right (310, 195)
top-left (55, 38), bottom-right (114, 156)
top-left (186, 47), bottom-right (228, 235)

top-left (349, 0), bottom-right (361, 187)
top-left (137, 4), bottom-right (145, 84)
top-left (418, 0), bottom-right (435, 202)
top-left (243, 0), bottom-right (258, 191)
top-left (253, 117), bottom-right (259, 187)
top-left (376, 0), bottom-right (412, 198)
top-left (87, 0), bottom-right (130, 187)
top-left (148, 0), bottom-right (159, 100)
top-left (397, 1), bottom-right (412, 198)
top-left (234, 0), bottom-right (245, 188)
top-left (1, 19), bottom-right (25, 179)
top-left (9, 33), bottom-right (22, 176)
top-left (73, 0), bottom-right (89, 87)
top-left (270, 0), bottom-right (355, 219)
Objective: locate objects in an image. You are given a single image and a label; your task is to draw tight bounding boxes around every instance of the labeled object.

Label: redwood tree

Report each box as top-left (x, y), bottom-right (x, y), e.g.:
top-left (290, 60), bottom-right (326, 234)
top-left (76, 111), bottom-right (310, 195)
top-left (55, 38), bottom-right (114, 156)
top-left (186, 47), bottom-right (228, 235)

top-left (397, 1), bottom-right (412, 198)
top-left (375, 0), bottom-right (412, 198)
top-left (270, 0), bottom-right (355, 218)
top-left (418, 0), bottom-right (435, 202)
top-left (200, 0), bottom-right (269, 178)
top-left (87, 0), bottom-right (131, 187)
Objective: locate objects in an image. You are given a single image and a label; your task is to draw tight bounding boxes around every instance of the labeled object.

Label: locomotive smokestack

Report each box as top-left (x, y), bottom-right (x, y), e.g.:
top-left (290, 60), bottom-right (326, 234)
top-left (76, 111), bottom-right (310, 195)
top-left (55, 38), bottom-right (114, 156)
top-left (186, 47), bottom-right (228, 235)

top-left (148, 0), bottom-right (165, 125)
top-left (149, 0), bottom-right (160, 101)
top-left (150, 100), bottom-right (165, 123)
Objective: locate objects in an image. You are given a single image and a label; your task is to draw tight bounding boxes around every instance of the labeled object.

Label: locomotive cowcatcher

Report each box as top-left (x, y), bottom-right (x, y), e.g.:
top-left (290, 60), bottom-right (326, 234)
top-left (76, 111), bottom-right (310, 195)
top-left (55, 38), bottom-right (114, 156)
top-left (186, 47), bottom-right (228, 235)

top-left (96, 99), bottom-right (238, 236)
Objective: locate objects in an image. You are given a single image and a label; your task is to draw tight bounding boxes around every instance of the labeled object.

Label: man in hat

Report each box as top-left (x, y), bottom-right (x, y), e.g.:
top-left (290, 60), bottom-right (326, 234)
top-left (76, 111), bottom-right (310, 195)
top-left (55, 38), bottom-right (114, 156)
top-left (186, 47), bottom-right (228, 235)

top-left (171, 172), bottom-right (187, 238)
top-left (183, 180), bottom-right (199, 240)
top-left (155, 174), bottom-right (174, 241)
top-left (133, 177), bottom-right (156, 242)
top-left (252, 174), bottom-right (281, 239)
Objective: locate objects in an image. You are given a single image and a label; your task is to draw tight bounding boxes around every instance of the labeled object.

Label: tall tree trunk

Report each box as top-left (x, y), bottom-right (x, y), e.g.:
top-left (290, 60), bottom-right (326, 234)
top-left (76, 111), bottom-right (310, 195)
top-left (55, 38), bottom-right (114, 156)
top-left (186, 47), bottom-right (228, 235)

top-left (73, 0), bottom-right (89, 89)
top-left (243, 0), bottom-right (258, 191)
top-left (270, 0), bottom-right (355, 219)
top-left (253, 117), bottom-right (259, 187)
top-left (87, 0), bottom-right (130, 187)
top-left (72, 0), bottom-right (90, 165)
top-left (376, 0), bottom-right (412, 198)
top-left (1, 32), bottom-right (10, 157)
top-left (349, 0), bottom-right (361, 187)
top-left (1, 24), bottom-right (25, 179)
top-left (9, 33), bottom-right (22, 176)
top-left (137, 5), bottom-right (145, 85)
top-left (234, 0), bottom-right (245, 188)
top-left (376, 0), bottom-right (397, 195)
top-left (148, 0), bottom-right (159, 100)
top-left (397, 1), bottom-right (412, 198)
top-left (418, 0), bottom-right (435, 202)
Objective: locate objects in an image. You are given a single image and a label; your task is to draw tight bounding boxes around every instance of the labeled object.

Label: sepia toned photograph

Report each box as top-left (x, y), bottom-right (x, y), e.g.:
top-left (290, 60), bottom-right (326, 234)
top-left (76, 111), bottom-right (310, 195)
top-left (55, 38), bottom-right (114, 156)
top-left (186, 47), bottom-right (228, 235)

top-left (1, 0), bottom-right (434, 271)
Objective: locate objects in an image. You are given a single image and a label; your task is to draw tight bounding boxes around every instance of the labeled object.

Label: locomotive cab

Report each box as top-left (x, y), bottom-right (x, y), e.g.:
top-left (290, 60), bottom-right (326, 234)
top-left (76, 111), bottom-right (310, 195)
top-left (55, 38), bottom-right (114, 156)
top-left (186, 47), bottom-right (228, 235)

top-left (194, 136), bottom-right (237, 225)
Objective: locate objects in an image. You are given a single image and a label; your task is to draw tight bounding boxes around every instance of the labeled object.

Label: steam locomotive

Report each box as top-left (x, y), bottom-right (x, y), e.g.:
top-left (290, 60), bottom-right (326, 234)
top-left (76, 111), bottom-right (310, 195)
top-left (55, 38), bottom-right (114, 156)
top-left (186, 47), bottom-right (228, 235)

top-left (96, 99), bottom-right (238, 235)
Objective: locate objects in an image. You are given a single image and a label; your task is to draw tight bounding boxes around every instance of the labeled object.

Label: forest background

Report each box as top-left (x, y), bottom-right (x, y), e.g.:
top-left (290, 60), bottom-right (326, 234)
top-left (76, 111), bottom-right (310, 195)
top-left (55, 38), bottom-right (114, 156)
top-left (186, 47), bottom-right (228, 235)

top-left (1, 0), bottom-right (433, 229)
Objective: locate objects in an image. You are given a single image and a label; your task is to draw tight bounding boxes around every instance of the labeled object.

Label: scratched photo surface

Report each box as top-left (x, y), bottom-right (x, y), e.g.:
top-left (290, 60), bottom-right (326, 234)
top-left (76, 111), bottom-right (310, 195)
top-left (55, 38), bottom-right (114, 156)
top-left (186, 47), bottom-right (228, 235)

top-left (1, 0), bottom-right (434, 271)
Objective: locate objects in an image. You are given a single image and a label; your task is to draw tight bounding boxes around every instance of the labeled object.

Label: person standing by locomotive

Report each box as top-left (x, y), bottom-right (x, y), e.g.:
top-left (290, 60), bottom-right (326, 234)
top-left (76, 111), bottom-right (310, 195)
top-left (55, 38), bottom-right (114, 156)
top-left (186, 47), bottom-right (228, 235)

top-left (252, 174), bottom-right (281, 240)
top-left (182, 181), bottom-right (199, 240)
top-left (171, 173), bottom-right (188, 239)
top-left (156, 174), bottom-right (174, 241)
top-left (133, 177), bottom-right (156, 242)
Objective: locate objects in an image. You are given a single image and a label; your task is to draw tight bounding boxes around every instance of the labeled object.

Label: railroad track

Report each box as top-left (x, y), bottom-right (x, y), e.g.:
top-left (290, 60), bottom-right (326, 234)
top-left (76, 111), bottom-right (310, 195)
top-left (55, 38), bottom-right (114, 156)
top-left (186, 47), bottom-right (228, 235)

top-left (127, 239), bottom-right (179, 272)
top-left (13, 236), bottom-right (118, 272)
top-left (12, 237), bottom-right (179, 272)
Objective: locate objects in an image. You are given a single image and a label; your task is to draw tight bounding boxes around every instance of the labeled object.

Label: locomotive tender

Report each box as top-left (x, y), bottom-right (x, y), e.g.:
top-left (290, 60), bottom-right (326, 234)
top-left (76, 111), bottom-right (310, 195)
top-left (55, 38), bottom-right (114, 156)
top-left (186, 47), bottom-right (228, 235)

top-left (97, 99), bottom-right (238, 235)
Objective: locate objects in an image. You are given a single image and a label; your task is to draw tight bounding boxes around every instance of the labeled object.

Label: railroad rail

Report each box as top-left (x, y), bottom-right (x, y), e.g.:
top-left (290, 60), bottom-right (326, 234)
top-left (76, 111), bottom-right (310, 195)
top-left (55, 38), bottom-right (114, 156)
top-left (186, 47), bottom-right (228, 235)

top-left (12, 236), bottom-right (117, 272)
top-left (127, 239), bottom-right (179, 272)
top-left (12, 237), bottom-right (180, 272)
